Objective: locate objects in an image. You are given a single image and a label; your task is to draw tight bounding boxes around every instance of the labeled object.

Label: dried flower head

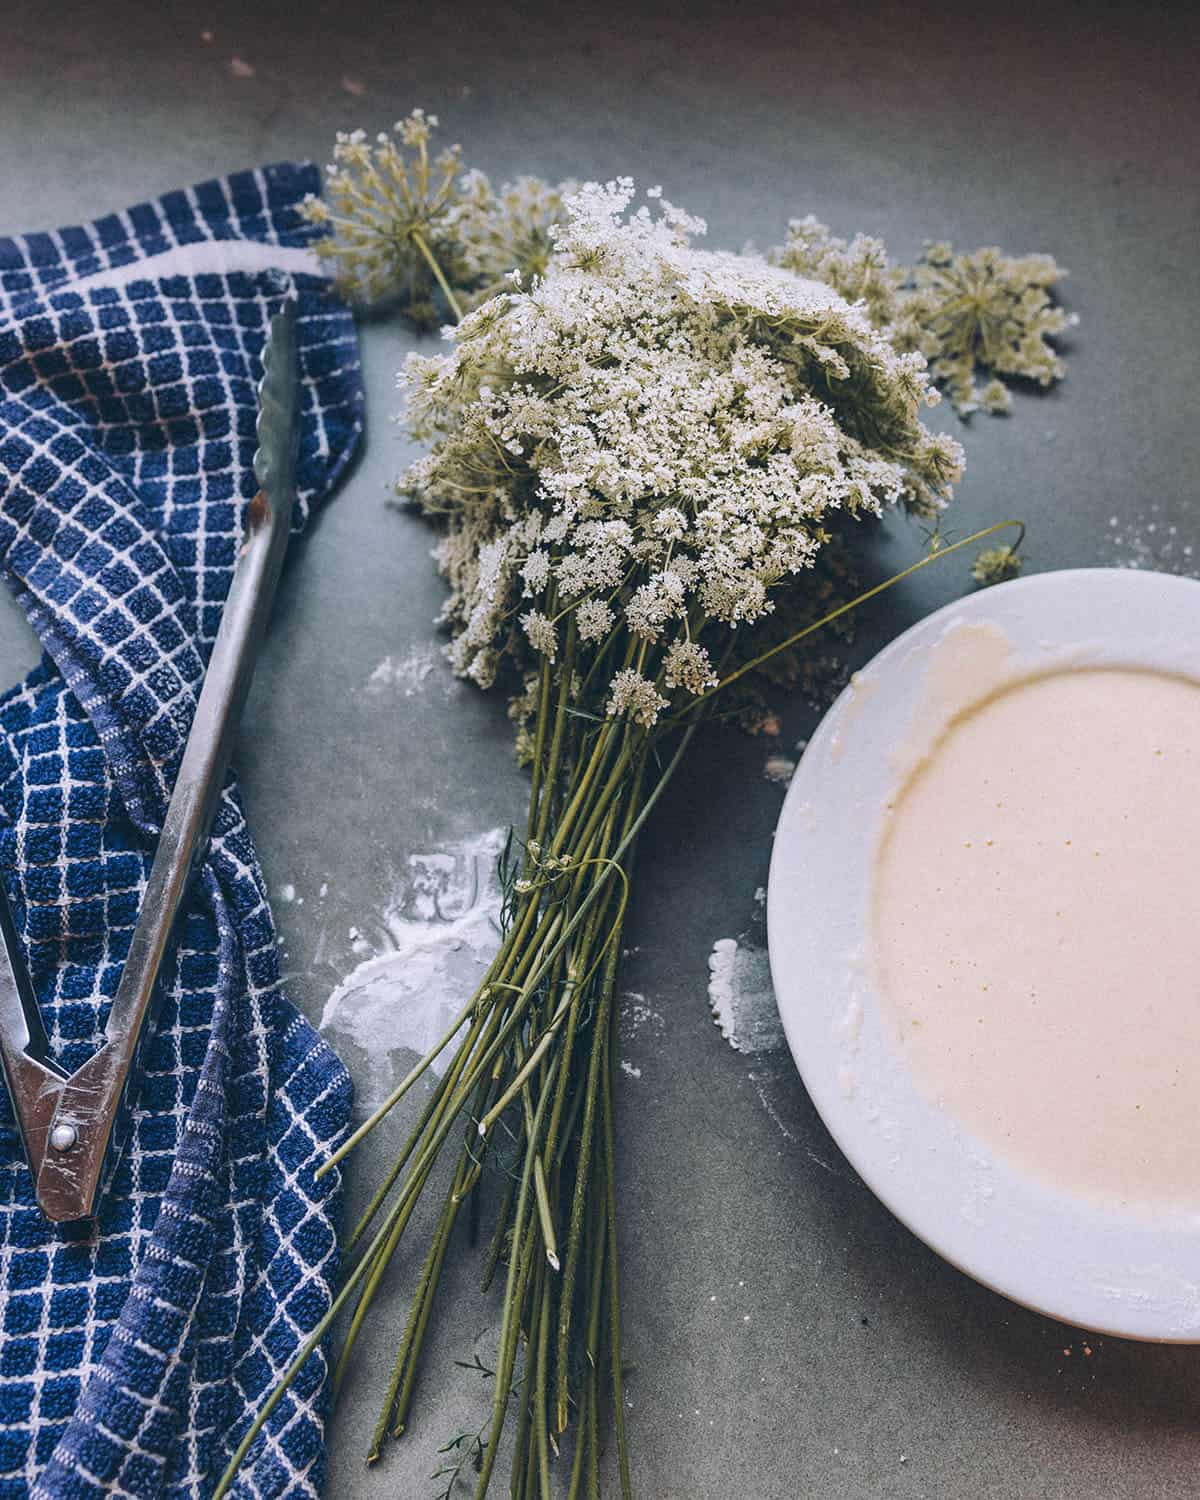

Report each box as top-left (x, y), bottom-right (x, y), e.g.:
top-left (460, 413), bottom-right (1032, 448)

top-left (771, 215), bottom-right (902, 328)
top-left (971, 544), bottom-right (1023, 587)
top-left (606, 668), bottom-right (670, 728)
top-left (575, 598), bottom-right (615, 642)
top-left (400, 179), bottom-right (962, 734)
top-left (663, 640), bottom-right (719, 695)
top-left (520, 609), bottom-right (558, 659)
top-left (458, 174), bottom-right (573, 305)
top-left (895, 242), bottom-right (1077, 417)
top-left (300, 110), bottom-right (475, 324)
top-left (772, 218), bottom-right (1075, 419)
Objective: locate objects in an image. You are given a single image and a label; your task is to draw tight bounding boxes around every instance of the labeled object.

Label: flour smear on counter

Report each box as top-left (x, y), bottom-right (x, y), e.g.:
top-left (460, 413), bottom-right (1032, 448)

top-left (364, 644), bottom-right (450, 697)
top-left (707, 937), bottom-right (785, 1055)
top-left (319, 828), bottom-right (506, 1109)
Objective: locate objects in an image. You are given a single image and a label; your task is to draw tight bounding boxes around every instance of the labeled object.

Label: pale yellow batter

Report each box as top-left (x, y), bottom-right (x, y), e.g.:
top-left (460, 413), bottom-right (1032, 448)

top-left (872, 666), bottom-right (1200, 1211)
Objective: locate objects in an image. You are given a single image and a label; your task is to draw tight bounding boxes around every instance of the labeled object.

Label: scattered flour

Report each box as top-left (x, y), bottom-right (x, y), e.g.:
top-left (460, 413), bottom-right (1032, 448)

top-left (620, 991), bottom-right (665, 1040)
top-left (319, 828), bottom-right (507, 1109)
top-left (706, 922), bottom-right (857, 1178)
top-left (365, 645), bottom-right (444, 697)
top-left (747, 1068), bottom-right (794, 1139)
top-left (1105, 506), bottom-right (1194, 573)
top-left (616, 992), bottom-right (664, 1082)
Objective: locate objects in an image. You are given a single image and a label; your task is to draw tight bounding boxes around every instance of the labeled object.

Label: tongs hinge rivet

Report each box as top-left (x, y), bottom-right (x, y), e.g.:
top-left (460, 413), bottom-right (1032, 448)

top-left (49, 1124), bottom-right (77, 1153)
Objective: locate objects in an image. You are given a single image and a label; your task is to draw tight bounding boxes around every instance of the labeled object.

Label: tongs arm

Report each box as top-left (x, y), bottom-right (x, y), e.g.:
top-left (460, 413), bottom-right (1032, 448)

top-left (0, 298), bottom-right (299, 1222)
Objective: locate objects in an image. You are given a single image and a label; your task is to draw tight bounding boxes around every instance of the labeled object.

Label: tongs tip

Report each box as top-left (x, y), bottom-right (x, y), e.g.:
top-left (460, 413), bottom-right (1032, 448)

top-left (253, 296), bottom-right (300, 501)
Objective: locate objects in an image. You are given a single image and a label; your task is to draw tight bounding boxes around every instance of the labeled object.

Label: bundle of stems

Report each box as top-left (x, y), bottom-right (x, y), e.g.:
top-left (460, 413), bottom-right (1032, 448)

top-left (332, 641), bottom-right (689, 1496)
top-left (213, 521), bottom-right (1017, 1500)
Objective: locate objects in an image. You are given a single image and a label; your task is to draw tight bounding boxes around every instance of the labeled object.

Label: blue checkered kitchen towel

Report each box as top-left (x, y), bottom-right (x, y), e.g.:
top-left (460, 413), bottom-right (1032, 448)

top-left (0, 164), bottom-right (363, 1497)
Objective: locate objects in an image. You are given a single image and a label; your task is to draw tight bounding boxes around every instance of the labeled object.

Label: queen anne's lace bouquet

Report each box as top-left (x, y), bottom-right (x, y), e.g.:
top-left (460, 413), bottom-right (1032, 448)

top-left (229, 147), bottom-right (1040, 1500)
top-left (403, 181), bottom-right (962, 739)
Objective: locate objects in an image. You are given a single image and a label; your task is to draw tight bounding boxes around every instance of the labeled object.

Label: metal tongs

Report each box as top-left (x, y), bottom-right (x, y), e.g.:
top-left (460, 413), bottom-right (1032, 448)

top-left (0, 296), bottom-right (300, 1221)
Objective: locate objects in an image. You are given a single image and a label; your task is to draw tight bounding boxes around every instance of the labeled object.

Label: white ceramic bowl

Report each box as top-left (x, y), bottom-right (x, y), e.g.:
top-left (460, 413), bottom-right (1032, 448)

top-left (768, 568), bottom-right (1200, 1341)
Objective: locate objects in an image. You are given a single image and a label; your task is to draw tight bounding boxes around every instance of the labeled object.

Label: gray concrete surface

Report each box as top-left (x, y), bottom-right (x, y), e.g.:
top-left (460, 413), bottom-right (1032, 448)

top-left (4, 2), bottom-right (1200, 1495)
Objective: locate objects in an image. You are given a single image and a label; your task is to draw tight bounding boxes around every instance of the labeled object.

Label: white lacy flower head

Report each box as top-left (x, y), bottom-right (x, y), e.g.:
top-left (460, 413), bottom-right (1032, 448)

top-left (606, 669), bottom-right (669, 728)
top-left (520, 610), bottom-right (558, 660)
top-left (662, 640), bottom-right (718, 695)
top-left (400, 179), bottom-right (963, 730)
top-left (575, 598), bottom-right (615, 643)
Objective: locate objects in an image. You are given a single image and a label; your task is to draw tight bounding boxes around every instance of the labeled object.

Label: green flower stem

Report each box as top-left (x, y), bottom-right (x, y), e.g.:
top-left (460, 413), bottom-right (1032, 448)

top-left (321, 874), bottom-right (556, 1185)
top-left (510, 1265), bottom-right (538, 1491)
top-left (480, 1167), bottom-right (519, 1293)
top-left (344, 957), bottom-right (516, 1250)
top-left (582, 1189), bottom-right (607, 1500)
top-left (480, 1032), bottom-right (559, 1138)
top-left (534, 1268), bottom-right (554, 1498)
top-left (221, 711), bottom-right (694, 1498)
top-left (387, 1178), bottom-right (462, 1440)
top-left (532, 617), bottom-right (577, 849)
top-left (551, 1063), bottom-right (592, 1173)
top-left (343, 1058), bottom-right (453, 1251)
top-left (526, 653), bottom-right (553, 836)
top-left (343, 1004), bottom-right (491, 1250)
top-left (566, 1189), bottom-right (606, 1500)
top-left (374, 1048), bottom-right (512, 1458)
top-left (454, 1062), bottom-right (509, 1208)
top-left (703, 520), bottom-right (1024, 703)
top-left (510, 1031), bottom-right (566, 1275)
top-left (474, 1092), bottom-right (549, 1498)
top-left (364, 905), bottom-right (562, 1216)
top-left (411, 229), bottom-right (466, 322)
top-left (321, 996), bottom-right (478, 1175)
top-left (495, 750), bottom-right (666, 1488)
top-left (543, 888), bottom-right (615, 1350)
top-left (402, 728), bottom-right (675, 1164)
top-left (333, 750), bottom-right (642, 1452)
top-left (565, 1372), bottom-right (590, 1500)
top-left (552, 972), bottom-right (606, 1434)
top-left (211, 1149), bottom-right (434, 1500)
top-left (601, 1000), bottom-right (633, 1500)
top-left (333, 1143), bottom-right (439, 1397)
top-left (367, 1158), bottom-right (465, 1459)
top-left (516, 1256), bottom-right (550, 1499)
top-left (574, 623), bottom-right (621, 706)
top-left (541, 951), bottom-right (587, 1169)
top-left (551, 826), bottom-right (636, 1434)
top-left (565, 737), bottom-right (638, 871)
top-left (546, 721), bottom-right (618, 858)
top-left (319, 881), bottom-right (548, 1180)
top-left (533, 1153), bottom-right (559, 1273)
